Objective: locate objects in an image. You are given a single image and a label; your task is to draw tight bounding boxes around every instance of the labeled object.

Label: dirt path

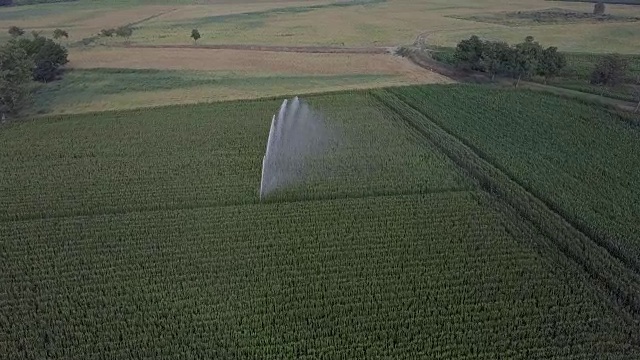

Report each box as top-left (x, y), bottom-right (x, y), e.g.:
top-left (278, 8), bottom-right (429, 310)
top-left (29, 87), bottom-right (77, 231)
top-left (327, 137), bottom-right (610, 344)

top-left (518, 81), bottom-right (639, 113)
top-left (118, 43), bottom-right (391, 54)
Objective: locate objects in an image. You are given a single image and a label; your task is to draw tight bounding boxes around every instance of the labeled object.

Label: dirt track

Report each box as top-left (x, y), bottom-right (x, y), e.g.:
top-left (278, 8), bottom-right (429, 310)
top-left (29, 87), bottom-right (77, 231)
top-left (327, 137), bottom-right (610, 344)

top-left (120, 43), bottom-right (391, 54)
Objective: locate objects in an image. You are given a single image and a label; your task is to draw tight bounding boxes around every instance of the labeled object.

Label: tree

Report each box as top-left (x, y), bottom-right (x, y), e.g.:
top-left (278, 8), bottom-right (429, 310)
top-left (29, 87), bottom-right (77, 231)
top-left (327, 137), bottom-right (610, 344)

top-left (594, 2), bottom-right (606, 15)
top-left (15, 34), bottom-right (69, 83)
top-left (0, 0), bottom-right (13, 6)
top-left (632, 81), bottom-right (640, 113)
top-left (115, 26), bottom-right (133, 42)
top-left (100, 28), bottom-right (116, 37)
top-left (511, 36), bottom-right (544, 87)
top-left (53, 29), bottom-right (69, 39)
top-left (8, 26), bottom-right (24, 37)
top-left (590, 54), bottom-right (629, 95)
top-left (191, 29), bottom-right (201, 44)
top-left (480, 40), bottom-right (512, 81)
top-left (537, 46), bottom-right (567, 83)
top-left (453, 35), bottom-right (484, 71)
top-left (0, 41), bottom-right (33, 119)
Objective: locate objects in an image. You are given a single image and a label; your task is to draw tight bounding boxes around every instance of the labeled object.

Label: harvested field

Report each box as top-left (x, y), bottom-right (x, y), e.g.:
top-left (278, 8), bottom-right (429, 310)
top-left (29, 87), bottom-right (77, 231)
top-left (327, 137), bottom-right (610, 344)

top-left (68, 47), bottom-right (451, 82)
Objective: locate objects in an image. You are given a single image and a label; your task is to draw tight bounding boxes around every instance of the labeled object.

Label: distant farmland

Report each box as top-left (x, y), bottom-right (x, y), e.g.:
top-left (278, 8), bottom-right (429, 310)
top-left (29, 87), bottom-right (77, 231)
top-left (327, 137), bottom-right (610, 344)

top-left (2, 85), bottom-right (639, 358)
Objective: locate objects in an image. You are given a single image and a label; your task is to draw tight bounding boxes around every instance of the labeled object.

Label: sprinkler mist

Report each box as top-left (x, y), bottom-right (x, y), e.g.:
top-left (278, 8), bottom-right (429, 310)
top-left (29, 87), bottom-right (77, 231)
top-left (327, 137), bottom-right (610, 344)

top-left (259, 97), bottom-right (329, 200)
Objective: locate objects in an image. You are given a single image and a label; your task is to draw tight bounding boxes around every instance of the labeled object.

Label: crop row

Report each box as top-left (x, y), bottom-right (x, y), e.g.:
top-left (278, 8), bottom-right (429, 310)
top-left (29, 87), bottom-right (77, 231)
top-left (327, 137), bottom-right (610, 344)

top-left (372, 85), bottom-right (640, 320)
top-left (385, 85), bottom-right (640, 270)
top-left (2, 192), bottom-right (636, 358)
top-left (0, 93), bottom-right (470, 221)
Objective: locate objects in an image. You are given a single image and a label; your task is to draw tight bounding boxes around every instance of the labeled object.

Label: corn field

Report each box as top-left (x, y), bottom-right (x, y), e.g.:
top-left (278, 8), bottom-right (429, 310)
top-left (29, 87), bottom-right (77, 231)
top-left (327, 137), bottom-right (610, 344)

top-left (1, 86), bottom-right (639, 358)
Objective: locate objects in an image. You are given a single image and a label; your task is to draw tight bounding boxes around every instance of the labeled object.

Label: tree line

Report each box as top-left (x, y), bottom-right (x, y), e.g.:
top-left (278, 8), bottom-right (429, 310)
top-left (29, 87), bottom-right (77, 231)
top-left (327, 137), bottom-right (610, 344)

top-left (1, 28), bottom-right (69, 119)
top-left (453, 35), bottom-right (639, 111)
top-left (453, 35), bottom-right (566, 85)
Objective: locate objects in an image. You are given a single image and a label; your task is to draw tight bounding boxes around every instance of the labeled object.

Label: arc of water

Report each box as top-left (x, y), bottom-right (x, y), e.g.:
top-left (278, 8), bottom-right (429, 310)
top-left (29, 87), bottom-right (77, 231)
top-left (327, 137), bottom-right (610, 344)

top-left (260, 114), bottom-right (277, 199)
top-left (260, 97), bottom-right (328, 200)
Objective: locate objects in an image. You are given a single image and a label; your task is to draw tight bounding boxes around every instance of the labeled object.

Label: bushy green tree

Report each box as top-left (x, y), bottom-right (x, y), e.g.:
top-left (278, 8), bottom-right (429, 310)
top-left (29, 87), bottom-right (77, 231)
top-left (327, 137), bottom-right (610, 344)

top-left (537, 46), bottom-right (566, 83)
top-left (191, 29), bottom-right (201, 44)
top-left (0, 41), bottom-right (33, 118)
top-left (53, 29), bottom-right (69, 39)
top-left (631, 82), bottom-right (640, 113)
top-left (511, 36), bottom-right (544, 87)
top-left (453, 35), bottom-right (484, 71)
top-left (8, 26), bottom-right (24, 37)
top-left (115, 26), bottom-right (133, 42)
top-left (594, 2), bottom-right (606, 15)
top-left (480, 40), bottom-right (512, 81)
top-left (453, 35), bottom-right (566, 85)
top-left (15, 34), bottom-right (69, 82)
top-left (590, 54), bottom-right (629, 95)
top-left (100, 28), bottom-right (116, 37)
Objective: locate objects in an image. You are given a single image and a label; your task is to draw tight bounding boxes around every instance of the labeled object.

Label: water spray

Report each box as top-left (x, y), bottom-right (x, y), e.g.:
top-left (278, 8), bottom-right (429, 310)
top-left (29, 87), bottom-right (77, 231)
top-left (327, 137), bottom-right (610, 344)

top-left (259, 97), bottom-right (329, 200)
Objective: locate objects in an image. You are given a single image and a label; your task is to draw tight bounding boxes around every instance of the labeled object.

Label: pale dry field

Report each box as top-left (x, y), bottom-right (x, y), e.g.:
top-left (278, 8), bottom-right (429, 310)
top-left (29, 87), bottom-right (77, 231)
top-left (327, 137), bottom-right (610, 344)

top-left (119, 0), bottom-right (640, 53)
top-left (2, 0), bottom-right (640, 51)
top-left (68, 47), bottom-right (448, 82)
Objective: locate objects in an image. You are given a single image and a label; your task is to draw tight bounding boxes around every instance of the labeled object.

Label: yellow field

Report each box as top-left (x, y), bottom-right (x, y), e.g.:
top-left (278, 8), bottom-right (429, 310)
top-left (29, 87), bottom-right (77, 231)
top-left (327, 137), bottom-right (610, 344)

top-left (93, 0), bottom-right (640, 53)
top-left (68, 47), bottom-right (444, 80)
top-left (2, 0), bottom-right (639, 52)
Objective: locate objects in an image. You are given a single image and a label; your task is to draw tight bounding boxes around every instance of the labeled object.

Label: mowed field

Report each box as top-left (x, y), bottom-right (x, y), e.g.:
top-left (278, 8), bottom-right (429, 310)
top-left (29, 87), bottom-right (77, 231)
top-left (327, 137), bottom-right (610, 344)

top-left (2, 84), bottom-right (640, 358)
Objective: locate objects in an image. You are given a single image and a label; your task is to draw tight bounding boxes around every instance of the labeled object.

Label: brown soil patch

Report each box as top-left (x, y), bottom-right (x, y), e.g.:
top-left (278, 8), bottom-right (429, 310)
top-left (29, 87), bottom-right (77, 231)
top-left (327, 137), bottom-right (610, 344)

top-left (69, 47), bottom-right (452, 83)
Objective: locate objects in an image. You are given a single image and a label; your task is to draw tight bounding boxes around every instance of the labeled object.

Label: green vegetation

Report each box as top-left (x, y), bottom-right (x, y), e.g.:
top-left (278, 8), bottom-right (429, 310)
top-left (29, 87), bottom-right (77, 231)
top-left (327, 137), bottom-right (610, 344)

top-left (451, 8), bottom-right (640, 27)
top-left (386, 85), bottom-right (640, 278)
top-left (15, 33), bottom-right (69, 82)
top-left (453, 36), bottom-right (566, 83)
top-left (52, 28), bottom-right (68, 39)
top-left (1, 92), bottom-right (471, 219)
top-left (429, 42), bottom-right (640, 101)
top-left (0, 40), bottom-right (32, 118)
top-left (551, 0), bottom-right (640, 4)
top-left (2, 85), bottom-right (640, 357)
top-left (590, 53), bottom-right (629, 93)
top-left (190, 28), bottom-right (200, 44)
top-left (0, 33), bottom-right (68, 117)
top-left (29, 68), bottom-right (401, 114)
top-left (8, 26), bottom-right (25, 38)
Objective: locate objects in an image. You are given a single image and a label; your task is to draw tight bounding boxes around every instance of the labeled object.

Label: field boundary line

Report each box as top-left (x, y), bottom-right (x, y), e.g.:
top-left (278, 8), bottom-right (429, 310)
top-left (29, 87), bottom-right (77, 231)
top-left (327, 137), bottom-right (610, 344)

top-left (371, 89), bottom-right (640, 321)
top-left (114, 44), bottom-right (390, 54)
top-left (0, 188), bottom-right (473, 224)
top-left (128, 8), bottom-right (180, 28)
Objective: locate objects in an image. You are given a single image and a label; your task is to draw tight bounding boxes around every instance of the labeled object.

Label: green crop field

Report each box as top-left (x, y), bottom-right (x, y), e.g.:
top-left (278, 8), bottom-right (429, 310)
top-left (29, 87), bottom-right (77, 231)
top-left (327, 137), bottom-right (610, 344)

top-left (29, 68), bottom-right (409, 115)
top-left (2, 85), bottom-right (640, 358)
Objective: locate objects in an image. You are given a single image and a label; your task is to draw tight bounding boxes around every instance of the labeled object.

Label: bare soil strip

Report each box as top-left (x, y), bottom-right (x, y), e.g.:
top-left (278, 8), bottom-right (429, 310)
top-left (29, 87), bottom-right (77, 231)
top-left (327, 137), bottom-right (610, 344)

top-left (69, 47), bottom-right (451, 83)
top-left (120, 44), bottom-right (389, 54)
